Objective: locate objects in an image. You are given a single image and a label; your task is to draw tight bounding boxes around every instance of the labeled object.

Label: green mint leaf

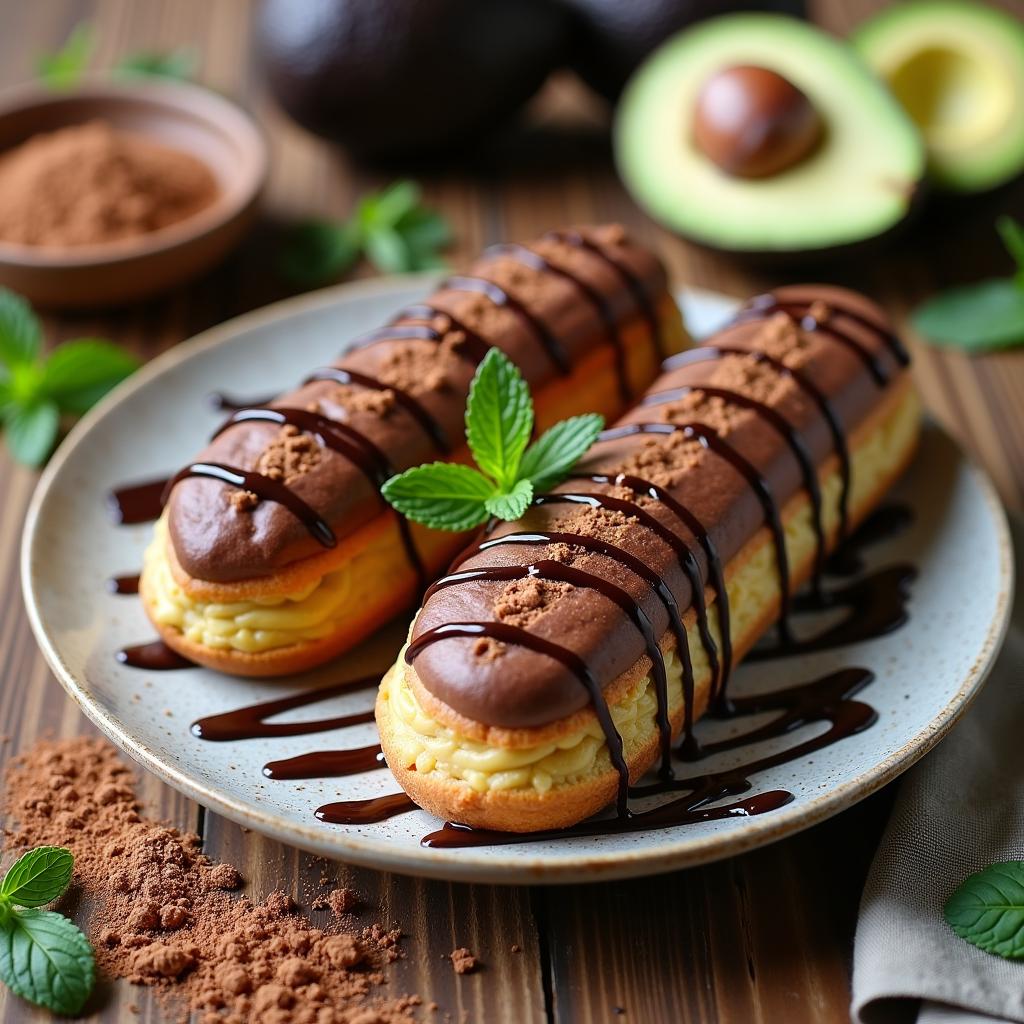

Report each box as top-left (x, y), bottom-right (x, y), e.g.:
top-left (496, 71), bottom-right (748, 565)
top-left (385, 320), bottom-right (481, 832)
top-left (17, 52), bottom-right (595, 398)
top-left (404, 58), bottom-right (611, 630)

top-left (280, 221), bottom-right (361, 287)
top-left (37, 23), bottom-right (92, 89)
top-left (484, 478), bottom-right (533, 521)
top-left (381, 463), bottom-right (494, 532)
top-left (361, 181), bottom-right (421, 230)
top-left (0, 849), bottom-right (73, 908)
top-left (0, 290), bottom-right (42, 368)
top-left (399, 207), bottom-right (452, 256)
top-left (945, 861), bottom-right (1024, 959)
top-left (5, 402), bottom-right (59, 467)
top-left (0, 907), bottom-right (95, 1014)
top-left (519, 413), bottom-right (604, 492)
top-left (465, 348), bottom-right (533, 489)
top-left (115, 47), bottom-right (196, 81)
top-left (912, 279), bottom-right (1024, 352)
top-left (41, 339), bottom-right (139, 414)
top-left (364, 227), bottom-right (412, 274)
top-left (997, 216), bottom-right (1024, 284)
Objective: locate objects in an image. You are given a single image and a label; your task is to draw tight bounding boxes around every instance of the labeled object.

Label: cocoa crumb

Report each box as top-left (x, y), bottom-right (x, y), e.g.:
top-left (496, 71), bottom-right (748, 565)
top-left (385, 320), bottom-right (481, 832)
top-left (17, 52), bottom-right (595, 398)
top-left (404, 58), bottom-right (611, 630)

top-left (2, 738), bottom-right (422, 1023)
top-left (449, 947), bottom-right (479, 974)
top-left (312, 886), bottom-right (361, 916)
top-left (495, 577), bottom-right (573, 629)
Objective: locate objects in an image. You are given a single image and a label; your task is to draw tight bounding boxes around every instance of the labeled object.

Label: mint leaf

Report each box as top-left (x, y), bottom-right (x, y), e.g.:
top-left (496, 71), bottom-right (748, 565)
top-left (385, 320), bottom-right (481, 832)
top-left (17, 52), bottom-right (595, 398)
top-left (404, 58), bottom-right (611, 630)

top-left (115, 47), bottom-right (196, 81)
top-left (519, 413), bottom-right (604, 492)
top-left (381, 463), bottom-right (494, 531)
top-left (913, 279), bottom-right (1024, 351)
top-left (485, 478), bottom-right (533, 521)
top-left (466, 349), bottom-right (533, 489)
top-left (37, 23), bottom-right (92, 89)
top-left (998, 216), bottom-right (1024, 284)
top-left (0, 848), bottom-right (73, 908)
top-left (41, 339), bottom-right (139, 414)
top-left (0, 907), bottom-right (94, 1014)
top-left (364, 228), bottom-right (411, 274)
top-left (0, 290), bottom-right (41, 368)
top-left (945, 861), bottom-right (1024, 959)
top-left (361, 181), bottom-right (421, 230)
top-left (5, 403), bottom-right (59, 467)
top-left (280, 221), bottom-right (361, 287)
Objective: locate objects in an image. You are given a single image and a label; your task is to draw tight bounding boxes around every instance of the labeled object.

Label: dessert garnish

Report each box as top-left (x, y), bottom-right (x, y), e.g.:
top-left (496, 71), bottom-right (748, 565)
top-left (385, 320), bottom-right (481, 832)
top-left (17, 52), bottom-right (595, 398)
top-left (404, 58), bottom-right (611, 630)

top-left (382, 347), bottom-right (604, 530)
top-left (281, 180), bottom-right (453, 286)
top-left (0, 289), bottom-right (138, 465)
top-left (913, 216), bottom-right (1024, 352)
top-left (946, 861), bottom-right (1024, 959)
top-left (0, 846), bottom-right (95, 1015)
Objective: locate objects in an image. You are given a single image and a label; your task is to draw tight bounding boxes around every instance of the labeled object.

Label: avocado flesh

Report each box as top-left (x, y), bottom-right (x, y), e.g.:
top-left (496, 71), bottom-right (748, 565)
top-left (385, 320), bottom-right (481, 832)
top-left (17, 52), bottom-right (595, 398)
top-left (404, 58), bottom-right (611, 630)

top-left (855, 1), bottom-right (1024, 192)
top-left (615, 14), bottom-right (925, 254)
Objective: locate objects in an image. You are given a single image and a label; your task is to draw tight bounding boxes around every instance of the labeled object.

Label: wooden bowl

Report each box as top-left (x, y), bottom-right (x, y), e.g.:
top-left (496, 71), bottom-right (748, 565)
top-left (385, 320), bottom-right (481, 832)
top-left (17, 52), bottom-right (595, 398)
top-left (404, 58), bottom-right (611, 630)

top-left (0, 79), bottom-right (268, 308)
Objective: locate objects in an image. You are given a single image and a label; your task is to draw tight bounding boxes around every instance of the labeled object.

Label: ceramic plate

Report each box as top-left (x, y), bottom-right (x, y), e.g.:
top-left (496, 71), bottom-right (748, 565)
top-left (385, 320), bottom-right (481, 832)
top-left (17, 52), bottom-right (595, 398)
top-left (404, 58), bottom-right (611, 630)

top-left (21, 278), bottom-right (1014, 884)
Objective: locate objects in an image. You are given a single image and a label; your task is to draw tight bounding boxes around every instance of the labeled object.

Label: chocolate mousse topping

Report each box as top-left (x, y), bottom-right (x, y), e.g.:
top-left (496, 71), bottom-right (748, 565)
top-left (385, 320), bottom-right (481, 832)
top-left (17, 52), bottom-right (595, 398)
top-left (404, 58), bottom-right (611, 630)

top-left (408, 284), bottom-right (909, 732)
top-left (165, 224), bottom-right (668, 582)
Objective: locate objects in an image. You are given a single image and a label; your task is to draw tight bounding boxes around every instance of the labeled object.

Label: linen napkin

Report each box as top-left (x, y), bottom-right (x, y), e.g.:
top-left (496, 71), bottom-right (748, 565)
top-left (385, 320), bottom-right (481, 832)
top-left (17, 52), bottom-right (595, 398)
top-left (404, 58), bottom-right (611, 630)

top-left (852, 519), bottom-right (1023, 1024)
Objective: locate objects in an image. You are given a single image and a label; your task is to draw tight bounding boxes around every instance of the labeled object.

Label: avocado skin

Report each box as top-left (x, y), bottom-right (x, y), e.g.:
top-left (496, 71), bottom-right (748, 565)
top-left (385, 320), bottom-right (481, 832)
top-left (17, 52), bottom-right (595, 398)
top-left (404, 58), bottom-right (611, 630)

top-left (561, 0), bottom-right (807, 101)
top-left (257, 0), bottom-right (571, 160)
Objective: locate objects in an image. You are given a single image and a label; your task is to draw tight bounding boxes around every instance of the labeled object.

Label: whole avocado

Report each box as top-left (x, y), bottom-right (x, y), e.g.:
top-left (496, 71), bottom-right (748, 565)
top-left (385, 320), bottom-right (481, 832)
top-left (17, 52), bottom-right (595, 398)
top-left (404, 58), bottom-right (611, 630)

top-left (257, 0), bottom-right (571, 159)
top-left (562, 0), bottom-right (808, 100)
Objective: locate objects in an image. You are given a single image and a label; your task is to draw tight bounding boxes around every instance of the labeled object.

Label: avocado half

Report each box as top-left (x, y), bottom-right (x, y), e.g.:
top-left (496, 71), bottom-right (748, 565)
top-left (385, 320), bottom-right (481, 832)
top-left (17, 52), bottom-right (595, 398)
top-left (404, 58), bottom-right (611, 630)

top-left (855, 1), bottom-right (1024, 193)
top-left (614, 14), bottom-right (926, 256)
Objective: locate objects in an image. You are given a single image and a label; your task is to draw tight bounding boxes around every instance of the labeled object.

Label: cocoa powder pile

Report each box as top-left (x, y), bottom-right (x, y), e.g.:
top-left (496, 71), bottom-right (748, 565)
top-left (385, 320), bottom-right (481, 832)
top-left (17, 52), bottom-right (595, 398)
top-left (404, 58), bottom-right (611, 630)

top-left (1, 737), bottom-right (423, 1023)
top-left (0, 120), bottom-right (218, 247)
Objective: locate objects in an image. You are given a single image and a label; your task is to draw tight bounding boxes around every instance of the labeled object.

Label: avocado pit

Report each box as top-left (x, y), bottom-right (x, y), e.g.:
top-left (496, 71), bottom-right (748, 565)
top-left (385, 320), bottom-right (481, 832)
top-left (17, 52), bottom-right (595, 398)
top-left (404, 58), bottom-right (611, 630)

top-left (693, 65), bottom-right (822, 178)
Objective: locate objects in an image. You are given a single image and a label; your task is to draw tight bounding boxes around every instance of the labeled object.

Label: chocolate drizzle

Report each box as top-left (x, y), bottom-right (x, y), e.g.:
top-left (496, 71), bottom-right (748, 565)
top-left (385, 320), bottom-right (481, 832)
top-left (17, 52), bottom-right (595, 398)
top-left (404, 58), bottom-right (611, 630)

top-left (116, 641), bottom-right (194, 671)
top-left (107, 477), bottom-right (169, 525)
top-left (487, 242), bottom-right (632, 401)
top-left (388, 306), bottom-right (492, 365)
top-left (107, 574), bottom-right (140, 595)
top-left (315, 793), bottom-right (418, 826)
top-left (263, 746), bottom-right (384, 780)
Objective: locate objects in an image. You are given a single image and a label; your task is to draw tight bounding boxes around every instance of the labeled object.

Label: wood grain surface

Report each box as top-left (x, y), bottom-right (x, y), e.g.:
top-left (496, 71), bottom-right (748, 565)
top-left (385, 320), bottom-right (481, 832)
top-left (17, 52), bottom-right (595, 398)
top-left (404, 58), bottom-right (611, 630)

top-left (1, 1), bottom-right (1022, 1021)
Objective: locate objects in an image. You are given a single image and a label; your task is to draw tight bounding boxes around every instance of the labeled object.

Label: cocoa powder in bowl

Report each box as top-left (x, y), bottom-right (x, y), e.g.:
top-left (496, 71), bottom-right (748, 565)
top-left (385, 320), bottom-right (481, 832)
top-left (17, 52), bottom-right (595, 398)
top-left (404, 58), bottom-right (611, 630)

top-left (0, 120), bottom-right (218, 248)
top-left (2, 737), bottom-right (423, 1022)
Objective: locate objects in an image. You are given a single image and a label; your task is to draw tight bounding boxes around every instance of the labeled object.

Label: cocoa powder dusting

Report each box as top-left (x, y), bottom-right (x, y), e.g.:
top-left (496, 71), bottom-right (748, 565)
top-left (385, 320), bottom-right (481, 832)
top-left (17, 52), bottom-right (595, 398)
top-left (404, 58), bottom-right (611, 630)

top-left (0, 121), bottom-right (218, 247)
top-left (2, 738), bottom-right (422, 1023)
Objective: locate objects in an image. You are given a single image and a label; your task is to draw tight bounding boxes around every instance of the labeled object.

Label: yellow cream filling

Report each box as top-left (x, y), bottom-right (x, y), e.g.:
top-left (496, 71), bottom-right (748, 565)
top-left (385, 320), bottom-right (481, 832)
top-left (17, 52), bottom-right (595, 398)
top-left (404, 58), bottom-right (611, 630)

top-left (381, 387), bottom-right (920, 795)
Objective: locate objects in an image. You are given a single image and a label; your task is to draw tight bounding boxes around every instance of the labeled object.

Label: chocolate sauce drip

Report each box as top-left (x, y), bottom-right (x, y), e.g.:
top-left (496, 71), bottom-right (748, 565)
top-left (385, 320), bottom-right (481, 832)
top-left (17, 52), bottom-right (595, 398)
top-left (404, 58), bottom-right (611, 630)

top-left (527, 490), bottom-right (717, 750)
top-left (164, 462), bottom-right (336, 549)
top-left (748, 565), bottom-right (916, 661)
top-left (737, 294), bottom-right (908, 386)
top-left (643, 384), bottom-right (827, 602)
top-left (107, 477), bottom-right (170, 525)
top-left (393, 305), bottom-right (493, 365)
top-left (443, 275), bottom-right (572, 375)
top-left (116, 641), bottom-right (194, 671)
top-left (107, 574), bottom-right (140, 595)
top-left (425, 558), bottom-right (675, 776)
top-left (827, 504), bottom-right (911, 576)
top-left (662, 345), bottom-right (852, 541)
top-left (422, 667), bottom-right (873, 848)
top-left (315, 793), bottom-right (418, 825)
top-left (487, 242), bottom-right (632, 401)
top-left (352, 323), bottom-right (441, 347)
top-left (546, 229), bottom-right (663, 358)
top-left (599, 422), bottom-right (793, 645)
top-left (213, 405), bottom-right (425, 588)
top-left (304, 366), bottom-right (450, 453)
top-left (405, 622), bottom-right (632, 817)
top-left (577, 472), bottom-right (732, 705)
top-left (209, 391), bottom-right (277, 413)
top-left (422, 791), bottom-right (794, 848)
top-left (263, 746), bottom-right (384, 780)
top-left (190, 675), bottom-right (377, 741)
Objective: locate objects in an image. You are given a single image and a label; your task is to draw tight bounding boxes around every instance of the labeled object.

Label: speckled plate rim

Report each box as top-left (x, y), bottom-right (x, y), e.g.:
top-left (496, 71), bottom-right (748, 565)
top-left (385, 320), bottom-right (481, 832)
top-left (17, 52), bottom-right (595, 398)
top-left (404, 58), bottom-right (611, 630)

top-left (20, 276), bottom-right (1015, 885)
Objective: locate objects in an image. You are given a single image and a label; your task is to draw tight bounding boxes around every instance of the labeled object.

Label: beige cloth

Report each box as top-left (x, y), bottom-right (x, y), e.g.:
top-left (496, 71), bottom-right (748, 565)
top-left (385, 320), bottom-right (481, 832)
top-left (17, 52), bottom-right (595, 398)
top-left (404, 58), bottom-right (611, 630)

top-left (852, 521), bottom-right (1023, 1024)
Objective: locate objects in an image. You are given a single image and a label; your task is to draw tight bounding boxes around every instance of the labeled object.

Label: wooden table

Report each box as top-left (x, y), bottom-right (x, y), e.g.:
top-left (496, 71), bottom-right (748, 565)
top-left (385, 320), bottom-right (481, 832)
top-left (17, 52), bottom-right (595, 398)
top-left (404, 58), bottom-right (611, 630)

top-left (2, 2), bottom-right (1023, 1020)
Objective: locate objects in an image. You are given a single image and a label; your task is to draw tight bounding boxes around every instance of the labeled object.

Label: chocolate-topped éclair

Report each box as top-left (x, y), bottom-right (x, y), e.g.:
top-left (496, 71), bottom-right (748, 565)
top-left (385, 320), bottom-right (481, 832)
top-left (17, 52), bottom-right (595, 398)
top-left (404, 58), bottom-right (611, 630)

top-left (140, 226), bottom-right (689, 676)
top-left (376, 284), bottom-right (921, 833)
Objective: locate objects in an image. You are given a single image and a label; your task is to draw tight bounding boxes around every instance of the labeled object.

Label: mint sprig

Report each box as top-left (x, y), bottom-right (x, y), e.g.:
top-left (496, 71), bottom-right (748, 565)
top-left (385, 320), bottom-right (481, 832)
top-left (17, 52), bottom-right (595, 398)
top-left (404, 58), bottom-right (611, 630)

top-left (382, 348), bottom-right (604, 531)
top-left (0, 847), bottom-right (95, 1015)
top-left (0, 289), bottom-right (139, 466)
top-left (945, 861), bottom-right (1024, 959)
top-left (38, 22), bottom-right (196, 89)
top-left (281, 181), bottom-right (452, 287)
top-left (913, 217), bottom-right (1024, 352)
